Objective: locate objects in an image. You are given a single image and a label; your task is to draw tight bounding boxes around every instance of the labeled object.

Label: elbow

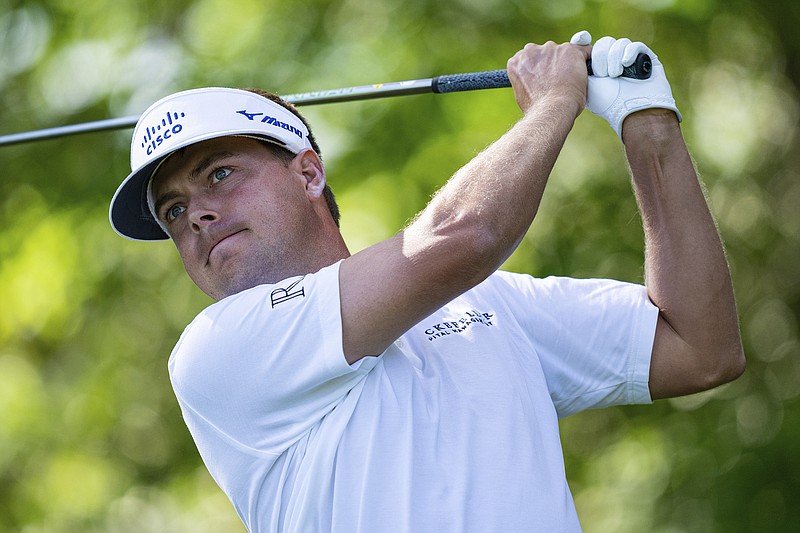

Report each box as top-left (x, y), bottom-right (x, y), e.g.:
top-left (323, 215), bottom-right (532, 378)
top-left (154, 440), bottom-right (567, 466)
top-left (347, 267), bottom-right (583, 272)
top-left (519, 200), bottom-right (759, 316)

top-left (455, 220), bottom-right (519, 283)
top-left (652, 322), bottom-right (747, 400)
top-left (721, 345), bottom-right (747, 385)
top-left (700, 342), bottom-right (747, 391)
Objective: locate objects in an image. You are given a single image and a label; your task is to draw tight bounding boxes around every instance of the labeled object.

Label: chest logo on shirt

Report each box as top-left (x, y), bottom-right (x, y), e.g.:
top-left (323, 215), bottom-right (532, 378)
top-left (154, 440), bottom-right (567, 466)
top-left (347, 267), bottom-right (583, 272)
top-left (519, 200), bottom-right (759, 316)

top-left (270, 277), bottom-right (305, 307)
top-left (424, 309), bottom-right (495, 341)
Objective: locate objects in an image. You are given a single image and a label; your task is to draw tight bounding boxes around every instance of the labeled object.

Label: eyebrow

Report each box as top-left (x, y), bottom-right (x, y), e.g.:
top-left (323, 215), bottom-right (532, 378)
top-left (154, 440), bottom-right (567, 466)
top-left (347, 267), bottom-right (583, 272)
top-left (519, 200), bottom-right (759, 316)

top-left (152, 150), bottom-right (235, 219)
top-left (189, 150), bottom-right (235, 181)
top-left (153, 190), bottom-right (180, 221)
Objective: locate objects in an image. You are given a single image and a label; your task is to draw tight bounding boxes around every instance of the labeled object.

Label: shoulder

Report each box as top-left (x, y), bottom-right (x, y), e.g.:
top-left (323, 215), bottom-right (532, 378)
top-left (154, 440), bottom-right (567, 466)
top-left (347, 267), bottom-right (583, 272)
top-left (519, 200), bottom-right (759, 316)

top-left (169, 261), bottom-right (349, 392)
top-left (483, 270), bottom-right (647, 297)
top-left (468, 271), bottom-right (653, 320)
top-left (173, 261), bottom-right (343, 367)
top-left (467, 270), bottom-right (545, 301)
top-left (193, 261), bottom-right (341, 327)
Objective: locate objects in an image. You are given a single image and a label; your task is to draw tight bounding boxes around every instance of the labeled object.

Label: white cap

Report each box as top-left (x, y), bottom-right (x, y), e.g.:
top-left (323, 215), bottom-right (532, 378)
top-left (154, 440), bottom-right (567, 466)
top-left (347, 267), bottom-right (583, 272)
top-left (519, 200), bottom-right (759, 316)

top-left (109, 87), bottom-right (314, 241)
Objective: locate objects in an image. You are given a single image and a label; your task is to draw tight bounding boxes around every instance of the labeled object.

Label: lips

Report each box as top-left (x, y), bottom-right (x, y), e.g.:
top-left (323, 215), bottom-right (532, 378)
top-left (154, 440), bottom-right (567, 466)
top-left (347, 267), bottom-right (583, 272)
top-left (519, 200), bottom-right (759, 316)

top-left (207, 229), bottom-right (246, 263)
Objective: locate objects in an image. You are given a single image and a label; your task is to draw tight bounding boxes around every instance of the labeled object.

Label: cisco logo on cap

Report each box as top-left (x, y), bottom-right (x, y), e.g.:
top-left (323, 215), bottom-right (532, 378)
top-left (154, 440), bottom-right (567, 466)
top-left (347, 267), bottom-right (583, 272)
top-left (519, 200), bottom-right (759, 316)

top-left (140, 111), bottom-right (186, 156)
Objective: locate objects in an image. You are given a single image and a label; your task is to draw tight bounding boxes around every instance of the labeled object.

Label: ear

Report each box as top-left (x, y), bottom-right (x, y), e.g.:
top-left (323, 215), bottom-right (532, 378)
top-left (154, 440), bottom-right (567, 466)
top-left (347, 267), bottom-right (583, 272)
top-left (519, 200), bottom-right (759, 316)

top-left (291, 149), bottom-right (326, 200)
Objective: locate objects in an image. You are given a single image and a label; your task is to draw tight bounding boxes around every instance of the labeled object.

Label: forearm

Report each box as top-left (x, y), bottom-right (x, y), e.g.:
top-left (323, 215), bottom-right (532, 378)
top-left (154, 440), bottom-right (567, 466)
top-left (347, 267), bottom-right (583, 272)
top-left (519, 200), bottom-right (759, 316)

top-left (404, 41), bottom-right (588, 282)
top-left (338, 41), bottom-right (589, 361)
top-left (340, 99), bottom-right (580, 360)
top-left (407, 96), bottom-right (581, 277)
top-left (624, 110), bottom-right (745, 396)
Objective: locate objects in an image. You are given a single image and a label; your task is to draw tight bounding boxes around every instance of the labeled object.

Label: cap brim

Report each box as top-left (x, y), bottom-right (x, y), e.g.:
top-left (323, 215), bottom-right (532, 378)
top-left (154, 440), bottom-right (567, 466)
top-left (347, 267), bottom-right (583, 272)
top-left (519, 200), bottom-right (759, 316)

top-left (110, 157), bottom-right (169, 241)
top-left (111, 87), bottom-right (314, 241)
top-left (110, 133), bottom-right (295, 241)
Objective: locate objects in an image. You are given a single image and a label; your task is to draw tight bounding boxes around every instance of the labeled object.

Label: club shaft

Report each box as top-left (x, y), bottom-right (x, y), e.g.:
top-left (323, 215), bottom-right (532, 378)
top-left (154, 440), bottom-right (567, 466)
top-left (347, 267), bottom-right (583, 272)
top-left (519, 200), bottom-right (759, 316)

top-left (0, 54), bottom-right (651, 147)
top-left (0, 70), bottom-right (510, 147)
top-left (0, 115), bottom-right (142, 146)
top-left (281, 76), bottom-right (440, 105)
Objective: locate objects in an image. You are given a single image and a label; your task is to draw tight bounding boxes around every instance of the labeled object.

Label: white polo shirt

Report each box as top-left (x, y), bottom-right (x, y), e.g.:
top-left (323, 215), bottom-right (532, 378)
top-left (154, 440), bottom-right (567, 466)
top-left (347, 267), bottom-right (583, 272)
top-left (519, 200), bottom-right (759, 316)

top-left (168, 261), bottom-right (658, 532)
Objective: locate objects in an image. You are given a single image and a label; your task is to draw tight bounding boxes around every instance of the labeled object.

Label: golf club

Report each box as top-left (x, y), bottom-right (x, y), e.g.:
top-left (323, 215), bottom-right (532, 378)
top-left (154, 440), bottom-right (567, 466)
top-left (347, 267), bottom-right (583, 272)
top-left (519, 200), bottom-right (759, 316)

top-left (0, 54), bottom-right (651, 147)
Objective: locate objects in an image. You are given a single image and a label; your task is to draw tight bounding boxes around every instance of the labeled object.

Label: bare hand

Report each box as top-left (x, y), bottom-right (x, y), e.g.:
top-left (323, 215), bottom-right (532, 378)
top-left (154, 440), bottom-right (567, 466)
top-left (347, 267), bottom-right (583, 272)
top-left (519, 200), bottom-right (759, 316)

top-left (507, 40), bottom-right (591, 115)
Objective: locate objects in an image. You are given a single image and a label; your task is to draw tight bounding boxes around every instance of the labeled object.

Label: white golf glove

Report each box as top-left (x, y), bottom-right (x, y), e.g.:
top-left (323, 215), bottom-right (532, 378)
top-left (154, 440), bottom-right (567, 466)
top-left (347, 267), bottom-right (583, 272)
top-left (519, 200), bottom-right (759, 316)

top-left (570, 30), bottom-right (682, 139)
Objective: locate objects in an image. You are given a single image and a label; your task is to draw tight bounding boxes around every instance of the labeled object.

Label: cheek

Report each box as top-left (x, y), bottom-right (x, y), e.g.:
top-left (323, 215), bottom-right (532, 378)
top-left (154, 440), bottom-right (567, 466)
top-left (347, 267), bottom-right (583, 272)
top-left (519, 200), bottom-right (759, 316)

top-left (174, 238), bottom-right (204, 280)
top-left (179, 250), bottom-right (216, 297)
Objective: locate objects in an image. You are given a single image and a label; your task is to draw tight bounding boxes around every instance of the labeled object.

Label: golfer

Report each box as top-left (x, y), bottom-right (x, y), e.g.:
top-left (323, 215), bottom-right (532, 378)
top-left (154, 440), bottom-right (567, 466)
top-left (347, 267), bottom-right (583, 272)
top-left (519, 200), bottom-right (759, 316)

top-left (110, 31), bottom-right (744, 532)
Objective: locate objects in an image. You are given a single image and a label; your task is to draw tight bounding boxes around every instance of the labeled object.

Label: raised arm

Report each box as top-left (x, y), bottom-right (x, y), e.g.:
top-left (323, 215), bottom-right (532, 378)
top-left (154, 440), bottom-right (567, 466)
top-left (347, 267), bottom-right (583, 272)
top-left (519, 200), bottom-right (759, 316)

top-left (576, 32), bottom-right (745, 399)
top-left (625, 110), bottom-right (745, 399)
top-left (338, 41), bottom-right (591, 362)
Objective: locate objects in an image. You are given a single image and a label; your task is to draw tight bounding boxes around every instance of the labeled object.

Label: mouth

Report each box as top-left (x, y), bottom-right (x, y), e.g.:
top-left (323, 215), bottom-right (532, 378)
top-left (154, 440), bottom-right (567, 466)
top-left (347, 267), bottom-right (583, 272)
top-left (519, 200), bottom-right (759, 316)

top-left (207, 229), bottom-right (246, 263)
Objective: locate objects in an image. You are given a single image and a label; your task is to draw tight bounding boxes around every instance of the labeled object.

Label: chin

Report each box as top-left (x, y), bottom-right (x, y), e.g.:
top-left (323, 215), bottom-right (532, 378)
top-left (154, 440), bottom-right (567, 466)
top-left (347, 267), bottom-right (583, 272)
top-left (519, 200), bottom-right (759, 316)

top-left (213, 274), bottom-right (269, 301)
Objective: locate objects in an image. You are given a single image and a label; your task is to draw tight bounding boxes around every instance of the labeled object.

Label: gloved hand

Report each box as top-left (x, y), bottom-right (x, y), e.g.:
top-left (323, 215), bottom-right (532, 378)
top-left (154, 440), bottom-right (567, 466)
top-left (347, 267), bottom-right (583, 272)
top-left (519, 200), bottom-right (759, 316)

top-left (570, 30), bottom-right (682, 140)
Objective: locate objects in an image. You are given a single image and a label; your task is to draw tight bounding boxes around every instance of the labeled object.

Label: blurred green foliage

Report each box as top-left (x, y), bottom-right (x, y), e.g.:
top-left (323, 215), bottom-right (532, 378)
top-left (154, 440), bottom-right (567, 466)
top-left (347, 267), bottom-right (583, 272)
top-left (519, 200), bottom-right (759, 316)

top-left (1, 0), bottom-right (798, 531)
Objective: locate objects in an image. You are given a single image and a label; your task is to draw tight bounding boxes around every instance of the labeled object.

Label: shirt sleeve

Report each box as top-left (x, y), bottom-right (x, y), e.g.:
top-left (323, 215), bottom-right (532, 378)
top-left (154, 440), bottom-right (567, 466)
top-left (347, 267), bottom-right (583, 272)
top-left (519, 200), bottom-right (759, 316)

top-left (494, 272), bottom-right (659, 418)
top-left (168, 261), bottom-right (376, 454)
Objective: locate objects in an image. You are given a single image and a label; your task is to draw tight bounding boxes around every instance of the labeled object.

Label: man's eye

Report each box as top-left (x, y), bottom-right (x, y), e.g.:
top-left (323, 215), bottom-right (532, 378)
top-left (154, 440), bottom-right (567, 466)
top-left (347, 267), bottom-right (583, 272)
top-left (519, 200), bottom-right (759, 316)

top-left (211, 168), bottom-right (232, 183)
top-left (166, 205), bottom-right (185, 222)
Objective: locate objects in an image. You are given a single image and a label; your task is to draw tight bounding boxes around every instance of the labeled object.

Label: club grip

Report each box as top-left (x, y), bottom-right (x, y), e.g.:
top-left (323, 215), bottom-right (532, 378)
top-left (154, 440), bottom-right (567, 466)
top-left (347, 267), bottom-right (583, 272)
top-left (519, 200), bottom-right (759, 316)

top-left (587, 53), bottom-right (652, 79)
top-left (432, 53), bottom-right (652, 95)
top-left (432, 70), bottom-right (511, 94)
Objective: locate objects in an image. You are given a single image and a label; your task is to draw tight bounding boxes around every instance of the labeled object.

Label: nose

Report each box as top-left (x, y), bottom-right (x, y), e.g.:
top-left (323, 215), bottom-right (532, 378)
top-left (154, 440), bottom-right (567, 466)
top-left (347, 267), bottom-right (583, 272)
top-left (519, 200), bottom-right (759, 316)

top-left (187, 201), bottom-right (219, 233)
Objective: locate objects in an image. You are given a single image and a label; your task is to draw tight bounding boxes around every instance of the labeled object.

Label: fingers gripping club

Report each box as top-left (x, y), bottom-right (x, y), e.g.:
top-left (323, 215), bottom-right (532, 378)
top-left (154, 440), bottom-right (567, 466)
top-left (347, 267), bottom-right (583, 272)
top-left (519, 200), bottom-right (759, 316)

top-left (570, 31), bottom-right (682, 138)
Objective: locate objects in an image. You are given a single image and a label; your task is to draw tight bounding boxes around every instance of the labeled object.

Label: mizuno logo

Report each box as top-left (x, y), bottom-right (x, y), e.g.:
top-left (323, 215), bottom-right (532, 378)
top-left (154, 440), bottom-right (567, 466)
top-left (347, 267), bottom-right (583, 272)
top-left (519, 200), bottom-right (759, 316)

top-left (141, 111), bottom-right (186, 156)
top-left (236, 110), bottom-right (304, 139)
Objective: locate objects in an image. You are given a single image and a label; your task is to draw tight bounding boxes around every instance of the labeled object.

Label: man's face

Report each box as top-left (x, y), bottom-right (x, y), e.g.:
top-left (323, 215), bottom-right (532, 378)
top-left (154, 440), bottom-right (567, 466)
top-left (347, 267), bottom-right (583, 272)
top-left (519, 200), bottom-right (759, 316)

top-left (150, 136), bottom-right (322, 299)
